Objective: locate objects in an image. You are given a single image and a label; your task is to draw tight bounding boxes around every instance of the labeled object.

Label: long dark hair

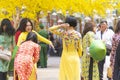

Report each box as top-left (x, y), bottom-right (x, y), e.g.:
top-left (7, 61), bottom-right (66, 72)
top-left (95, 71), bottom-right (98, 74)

top-left (115, 20), bottom-right (120, 33)
top-left (82, 22), bottom-right (95, 37)
top-left (17, 18), bottom-right (33, 32)
top-left (0, 18), bottom-right (15, 36)
top-left (26, 32), bottom-right (38, 43)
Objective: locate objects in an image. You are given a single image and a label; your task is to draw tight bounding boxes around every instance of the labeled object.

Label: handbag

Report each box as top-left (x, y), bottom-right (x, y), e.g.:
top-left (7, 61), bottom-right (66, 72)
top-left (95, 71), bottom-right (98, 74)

top-left (107, 66), bottom-right (112, 78)
top-left (0, 49), bottom-right (11, 61)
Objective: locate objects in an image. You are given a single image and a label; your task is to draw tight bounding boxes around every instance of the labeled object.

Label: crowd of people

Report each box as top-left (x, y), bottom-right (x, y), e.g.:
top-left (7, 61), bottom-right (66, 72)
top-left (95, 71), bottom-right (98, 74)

top-left (0, 16), bottom-right (119, 80)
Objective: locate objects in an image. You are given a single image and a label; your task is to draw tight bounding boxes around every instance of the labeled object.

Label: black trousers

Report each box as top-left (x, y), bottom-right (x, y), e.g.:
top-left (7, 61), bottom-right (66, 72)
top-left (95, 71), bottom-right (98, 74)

top-left (0, 72), bottom-right (7, 80)
top-left (89, 57), bottom-right (93, 80)
top-left (98, 57), bottom-right (105, 80)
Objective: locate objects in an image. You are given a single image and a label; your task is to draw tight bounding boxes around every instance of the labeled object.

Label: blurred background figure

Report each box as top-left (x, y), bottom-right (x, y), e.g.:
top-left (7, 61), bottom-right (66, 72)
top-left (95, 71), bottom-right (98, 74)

top-left (47, 32), bottom-right (58, 56)
top-left (37, 23), bottom-right (49, 68)
top-left (95, 20), bottom-right (114, 80)
top-left (96, 24), bottom-right (101, 32)
top-left (109, 26), bottom-right (114, 31)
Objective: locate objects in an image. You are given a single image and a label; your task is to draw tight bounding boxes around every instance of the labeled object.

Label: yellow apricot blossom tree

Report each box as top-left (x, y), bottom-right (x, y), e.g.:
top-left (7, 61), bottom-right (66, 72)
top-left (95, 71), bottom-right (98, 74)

top-left (0, 0), bottom-right (119, 28)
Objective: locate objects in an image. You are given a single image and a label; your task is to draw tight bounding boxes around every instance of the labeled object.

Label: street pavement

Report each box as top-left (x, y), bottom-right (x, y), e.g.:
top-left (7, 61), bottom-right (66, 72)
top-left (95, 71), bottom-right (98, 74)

top-left (9, 56), bottom-right (110, 80)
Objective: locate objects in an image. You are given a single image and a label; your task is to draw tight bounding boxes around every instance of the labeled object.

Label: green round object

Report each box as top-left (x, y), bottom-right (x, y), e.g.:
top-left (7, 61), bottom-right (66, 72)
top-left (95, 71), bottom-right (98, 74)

top-left (89, 40), bottom-right (106, 61)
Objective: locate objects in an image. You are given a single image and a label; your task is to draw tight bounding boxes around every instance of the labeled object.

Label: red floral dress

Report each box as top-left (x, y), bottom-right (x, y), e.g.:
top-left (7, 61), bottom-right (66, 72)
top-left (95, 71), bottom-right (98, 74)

top-left (14, 41), bottom-right (40, 80)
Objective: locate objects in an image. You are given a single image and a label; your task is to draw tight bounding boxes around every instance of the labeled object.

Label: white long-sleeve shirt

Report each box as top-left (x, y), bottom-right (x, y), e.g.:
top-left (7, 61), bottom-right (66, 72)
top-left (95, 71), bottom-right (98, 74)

top-left (95, 29), bottom-right (114, 49)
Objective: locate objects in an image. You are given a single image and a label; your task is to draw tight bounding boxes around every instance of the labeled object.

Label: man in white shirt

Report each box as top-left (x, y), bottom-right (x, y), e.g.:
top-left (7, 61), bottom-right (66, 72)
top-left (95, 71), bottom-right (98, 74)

top-left (95, 21), bottom-right (114, 80)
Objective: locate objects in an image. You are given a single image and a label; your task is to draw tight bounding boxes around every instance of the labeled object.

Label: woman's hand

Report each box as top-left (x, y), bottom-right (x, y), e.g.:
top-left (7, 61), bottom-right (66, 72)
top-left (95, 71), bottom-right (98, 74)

top-left (49, 42), bottom-right (55, 49)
